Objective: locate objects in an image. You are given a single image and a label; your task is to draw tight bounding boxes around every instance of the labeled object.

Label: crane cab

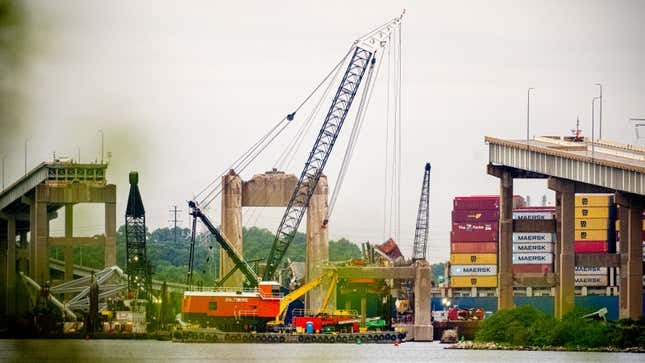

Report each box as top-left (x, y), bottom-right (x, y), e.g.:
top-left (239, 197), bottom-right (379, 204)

top-left (258, 281), bottom-right (282, 298)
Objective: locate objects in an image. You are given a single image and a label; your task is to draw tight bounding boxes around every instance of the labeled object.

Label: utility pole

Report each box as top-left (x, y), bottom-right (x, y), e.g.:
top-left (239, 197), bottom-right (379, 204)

top-left (169, 205), bottom-right (183, 245)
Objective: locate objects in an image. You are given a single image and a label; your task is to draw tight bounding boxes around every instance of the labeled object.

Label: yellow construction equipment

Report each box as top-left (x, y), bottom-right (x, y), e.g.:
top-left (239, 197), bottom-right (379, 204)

top-left (269, 270), bottom-right (338, 327)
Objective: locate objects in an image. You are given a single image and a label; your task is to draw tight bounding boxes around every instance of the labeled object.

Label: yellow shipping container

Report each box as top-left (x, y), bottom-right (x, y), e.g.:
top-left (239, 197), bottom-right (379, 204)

top-left (576, 218), bottom-right (610, 230)
top-left (615, 220), bottom-right (645, 231)
top-left (575, 207), bottom-right (610, 219)
top-left (451, 276), bottom-right (498, 288)
top-left (575, 229), bottom-right (609, 241)
top-left (450, 253), bottom-right (497, 265)
top-left (575, 194), bottom-right (614, 207)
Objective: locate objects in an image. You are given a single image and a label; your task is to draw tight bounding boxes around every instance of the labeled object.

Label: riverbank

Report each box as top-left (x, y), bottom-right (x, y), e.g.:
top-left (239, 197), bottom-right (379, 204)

top-left (448, 341), bottom-right (645, 353)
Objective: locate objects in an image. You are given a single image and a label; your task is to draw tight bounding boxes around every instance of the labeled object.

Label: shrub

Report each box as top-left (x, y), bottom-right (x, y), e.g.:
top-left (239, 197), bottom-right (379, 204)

top-left (475, 305), bottom-right (556, 346)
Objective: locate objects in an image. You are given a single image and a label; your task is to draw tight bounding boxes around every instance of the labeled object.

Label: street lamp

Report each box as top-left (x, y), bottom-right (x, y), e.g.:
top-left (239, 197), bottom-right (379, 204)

top-left (595, 83), bottom-right (602, 139)
top-left (527, 88), bottom-right (535, 148)
top-left (24, 138), bottom-right (30, 175)
top-left (1, 155), bottom-right (5, 190)
top-left (592, 97), bottom-right (599, 160)
top-left (97, 130), bottom-right (104, 164)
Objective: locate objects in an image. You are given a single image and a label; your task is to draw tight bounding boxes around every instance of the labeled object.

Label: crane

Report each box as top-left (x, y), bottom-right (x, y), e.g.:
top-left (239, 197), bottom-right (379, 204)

top-left (186, 201), bottom-right (259, 288)
top-left (268, 270), bottom-right (338, 328)
top-left (262, 13), bottom-right (405, 281)
top-left (412, 162), bottom-right (431, 261)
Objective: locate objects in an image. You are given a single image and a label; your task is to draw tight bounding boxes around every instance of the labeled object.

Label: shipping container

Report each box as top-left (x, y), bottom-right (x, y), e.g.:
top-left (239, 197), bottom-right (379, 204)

top-left (450, 242), bottom-right (497, 254)
top-left (575, 207), bottom-right (614, 219)
top-left (450, 229), bottom-right (498, 242)
top-left (575, 194), bottom-right (614, 207)
top-left (512, 232), bottom-right (553, 243)
top-left (577, 218), bottom-right (611, 230)
top-left (452, 222), bottom-right (497, 232)
top-left (574, 266), bottom-right (608, 275)
top-left (450, 264), bottom-right (497, 276)
top-left (614, 220), bottom-right (645, 231)
top-left (453, 197), bottom-right (499, 211)
top-left (451, 275), bottom-right (498, 288)
top-left (575, 241), bottom-right (608, 253)
top-left (575, 275), bottom-right (608, 287)
top-left (513, 211), bottom-right (555, 220)
top-left (615, 231), bottom-right (645, 240)
top-left (512, 253), bottom-right (553, 264)
top-left (575, 229), bottom-right (610, 241)
top-left (450, 253), bottom-right (497, 265)
top-left (452, 209), bottom-right (500, 223)
top-left (453, 195), bottom-right (525, 211)
top-left (512, 242), bottom-right (553, 253)
top-left (512, 264), bottom-right (553, 273)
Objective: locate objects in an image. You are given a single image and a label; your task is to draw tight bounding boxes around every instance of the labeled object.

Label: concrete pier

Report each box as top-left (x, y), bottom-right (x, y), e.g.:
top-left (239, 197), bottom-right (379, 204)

top-left (615, 192), bottom-right (644, 319)
top-left (219, 169), bottom-right (329, 308)
top-left (0, 162), bottom-right (116, 318)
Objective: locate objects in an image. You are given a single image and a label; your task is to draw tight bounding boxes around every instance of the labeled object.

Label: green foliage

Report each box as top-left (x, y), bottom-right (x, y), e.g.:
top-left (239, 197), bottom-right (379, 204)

top-left (475, 305), bottom-right (557, 346)
top-left (476, 306), bottom-right (645, 349)
top-left (329, 238), bottom-right (361, 261)
top-left (550, 308), bottom-right (611, 348)
top-left (73, 224), bottom-right (361, 285)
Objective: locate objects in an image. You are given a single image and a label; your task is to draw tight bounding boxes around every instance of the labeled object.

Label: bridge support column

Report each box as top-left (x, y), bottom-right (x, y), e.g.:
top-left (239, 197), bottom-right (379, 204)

top-left (553, 191), bottom-right (562, 319)
top-left (305, 176), bottom-right (330, 312)
top-left (32, 185), bottom-right (49, 284)
top-left (413, 260), bottom-right (433, 341)
top-left (64, 204), bottom-right (74, 281)
top-left (6, 216), bottom-right (16, 315)
top-left (616, 192), bottom-right (644, 319)
top-left (220, 170), bottom-right (244, 287)
top-left (498, 169), bottom-right (514, 310)
top-left (549, 178), bottom-right (575, 319)
top-left (104, 185), bottom-right (117, 267)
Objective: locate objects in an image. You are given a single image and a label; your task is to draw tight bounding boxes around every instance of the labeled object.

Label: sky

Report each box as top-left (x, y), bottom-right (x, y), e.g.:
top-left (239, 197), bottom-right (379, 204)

top-left (2, 0), bottom-right (645, 264)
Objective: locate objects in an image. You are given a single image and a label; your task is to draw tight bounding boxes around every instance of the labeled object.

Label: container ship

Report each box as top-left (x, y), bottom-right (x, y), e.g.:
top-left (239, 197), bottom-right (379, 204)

top-left (435, 194), bottom-right (640, 320)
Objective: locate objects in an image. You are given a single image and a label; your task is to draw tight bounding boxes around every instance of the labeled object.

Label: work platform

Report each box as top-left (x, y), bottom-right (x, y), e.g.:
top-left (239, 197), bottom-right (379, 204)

top-left (486, 136), bottom-right (644, 319)
top-left (0, 161), bottom-right (116, 318)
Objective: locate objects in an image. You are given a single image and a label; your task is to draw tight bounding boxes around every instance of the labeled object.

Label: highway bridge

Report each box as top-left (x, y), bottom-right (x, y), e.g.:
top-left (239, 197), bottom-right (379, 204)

top-left (487, 135), bottom-right (644, 319)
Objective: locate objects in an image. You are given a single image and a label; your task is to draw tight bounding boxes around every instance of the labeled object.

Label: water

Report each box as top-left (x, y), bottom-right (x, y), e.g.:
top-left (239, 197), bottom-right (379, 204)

top-left (0, 339), bottom-right (641, 362)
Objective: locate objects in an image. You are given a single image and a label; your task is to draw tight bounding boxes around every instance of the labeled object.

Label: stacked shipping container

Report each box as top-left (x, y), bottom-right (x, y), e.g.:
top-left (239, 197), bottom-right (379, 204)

top-left (512, 207), bottom-right (555, 274)
top-left (574, 194), bottom-right (616, 287)
top-left (449, 195), bottom-right (524, 288)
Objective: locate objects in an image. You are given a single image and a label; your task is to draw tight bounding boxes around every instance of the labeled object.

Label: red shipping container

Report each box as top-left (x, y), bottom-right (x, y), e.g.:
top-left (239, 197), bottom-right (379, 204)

top-left (454, 196), bottom-right (500, 211)
top-left (451, 229), bottom-right (498, 242)
top-left (452, 222), bottom-right (498, 232)
top-left (451, 242), bottom-right (497, 254)
top-left (575, 241), bottom-right (608, 253)
top-left (452, 209), bottom-right (500, 223)
top-left (513, 264), bottom-right (553, 273)
top-left (454, 195), bottom-right (526, 210)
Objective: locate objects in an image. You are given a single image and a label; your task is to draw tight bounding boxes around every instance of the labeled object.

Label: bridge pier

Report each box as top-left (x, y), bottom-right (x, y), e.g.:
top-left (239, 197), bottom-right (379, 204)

top-left (615, 192), bottom-right (644, 319)
top-left (498, 169), bottom-right (514, 310)
top-left (548, 178), bottom-right (576, 319)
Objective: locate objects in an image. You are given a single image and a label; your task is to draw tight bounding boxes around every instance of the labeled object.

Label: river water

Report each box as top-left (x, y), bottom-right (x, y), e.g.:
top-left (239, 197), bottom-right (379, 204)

top-left (0, 339), bottom-right (641, 362)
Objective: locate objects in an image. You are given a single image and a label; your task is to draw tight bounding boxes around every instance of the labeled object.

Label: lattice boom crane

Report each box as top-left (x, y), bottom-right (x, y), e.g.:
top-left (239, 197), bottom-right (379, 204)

top-left (262, 13), bottom-right (404, 281)
top-left (412, 162), bottom-right (431, 261)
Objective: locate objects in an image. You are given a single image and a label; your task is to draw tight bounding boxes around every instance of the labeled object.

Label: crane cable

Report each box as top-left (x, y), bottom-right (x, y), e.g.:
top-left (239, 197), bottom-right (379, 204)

top-left (196, 47), bottom-right (354, 210)
top-left (327, 47), bottom-right (386, 219)
top-left (244, 48), bottom-right (350, 227)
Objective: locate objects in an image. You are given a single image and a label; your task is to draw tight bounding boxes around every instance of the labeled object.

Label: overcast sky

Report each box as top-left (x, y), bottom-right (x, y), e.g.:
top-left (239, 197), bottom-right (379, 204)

top-left (2, 0), bottom-right (645, 263)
